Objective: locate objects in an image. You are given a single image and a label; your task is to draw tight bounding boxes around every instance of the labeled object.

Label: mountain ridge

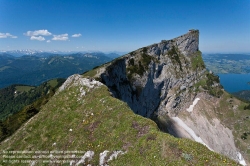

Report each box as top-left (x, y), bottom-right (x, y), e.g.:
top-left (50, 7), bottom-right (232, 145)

top-left (83, 29), bottom-right (248, 165)
top-left (0, 52), bottom-right (113, 89)
top-left (0, 50), bottom-right (122, 58)
top-left (0, 30), bottom-right (249, 165)
top-left (0, 74), bottom-right (240, 166)
top-left (84, 29), bottom-right (207, 117)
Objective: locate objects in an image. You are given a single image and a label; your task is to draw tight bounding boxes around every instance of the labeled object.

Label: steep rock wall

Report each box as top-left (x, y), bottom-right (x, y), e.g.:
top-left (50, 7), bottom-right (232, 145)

top-left (100, 30), bottom-right (204, 117)
top-left (148, 29), bottom-right (199, 57)
top-left (94, 30), bottom-right (247, 165)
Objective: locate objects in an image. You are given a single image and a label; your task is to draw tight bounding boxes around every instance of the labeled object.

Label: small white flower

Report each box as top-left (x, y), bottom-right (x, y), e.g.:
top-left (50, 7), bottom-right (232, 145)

top-left (69, 129), bottom-right (72, 131)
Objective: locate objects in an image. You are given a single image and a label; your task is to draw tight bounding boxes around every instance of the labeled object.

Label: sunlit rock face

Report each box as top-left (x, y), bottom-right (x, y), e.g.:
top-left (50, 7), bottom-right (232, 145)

top-left (100, 30), bottom-right (204, 117)
top-left (96, 30), bottom-right (247, 165)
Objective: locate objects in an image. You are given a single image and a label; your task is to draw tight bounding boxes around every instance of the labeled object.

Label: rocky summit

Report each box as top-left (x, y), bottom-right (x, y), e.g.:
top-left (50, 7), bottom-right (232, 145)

top-left (84, 29), bottom-right (248, 165)
top-left (97, 29), bottom-right (205, 118)
top-left (1, 30), bottom-right (249, 166)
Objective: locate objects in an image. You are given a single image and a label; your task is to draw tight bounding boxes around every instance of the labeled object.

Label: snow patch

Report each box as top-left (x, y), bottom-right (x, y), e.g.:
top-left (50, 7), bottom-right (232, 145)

top-left (172, 117), bottom-right (213, 151)
top-left (237, 152), bottom-right (247, 166)
top-left (186, 98), bottom-right (200, 112)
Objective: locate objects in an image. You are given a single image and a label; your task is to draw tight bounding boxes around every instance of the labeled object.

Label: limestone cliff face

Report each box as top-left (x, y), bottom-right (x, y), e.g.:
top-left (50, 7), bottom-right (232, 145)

top-left (91, 30), bottom-right (247, 165)
top-left (99, 30), bottom-right (205, 118)
top-left (148, 29), bottom-right (199, 57)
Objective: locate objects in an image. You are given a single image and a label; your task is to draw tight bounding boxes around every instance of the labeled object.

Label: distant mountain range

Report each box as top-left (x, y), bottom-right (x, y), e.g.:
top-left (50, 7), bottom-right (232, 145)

top-left (0, 49), bottom-right (124, 58)
top-left (0, 52), bottom-right (120, 89)
top-left (0, 49), bottom-right (73, 57)
top-left (1, 30), bottom-right (248, 165)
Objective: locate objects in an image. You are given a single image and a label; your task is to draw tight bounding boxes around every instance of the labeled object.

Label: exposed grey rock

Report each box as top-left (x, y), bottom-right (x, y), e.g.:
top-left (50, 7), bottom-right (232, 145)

top-left (188, 82), bottom-right (194, 87)
top-left (180, 85), bottom-right (186, 91)
top-left (57, 74), bottom-right (102, 94)
top-left (98, 30), bottom-right (203, 117)
top-left (92, 30), bottom-right (247, 164)
top-left (147, 30), bottom-right (199, 57)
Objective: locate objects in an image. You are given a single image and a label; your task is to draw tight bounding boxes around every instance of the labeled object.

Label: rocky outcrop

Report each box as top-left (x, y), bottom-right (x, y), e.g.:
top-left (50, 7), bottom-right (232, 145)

top-left (168, 93), bottom-right (247, 165)
top-left (57, 74), bottom-right (102, 93)
top-left (147, 29), bottom-right (199, 57)
top-left (99, 30), bottom-right (204, 118)
top-left (91, 30), bottom-right (247, 165)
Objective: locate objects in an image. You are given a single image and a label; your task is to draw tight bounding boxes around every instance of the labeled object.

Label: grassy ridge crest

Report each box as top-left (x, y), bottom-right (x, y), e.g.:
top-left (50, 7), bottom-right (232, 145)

top-left (0, 77), bottom-right (239, 165)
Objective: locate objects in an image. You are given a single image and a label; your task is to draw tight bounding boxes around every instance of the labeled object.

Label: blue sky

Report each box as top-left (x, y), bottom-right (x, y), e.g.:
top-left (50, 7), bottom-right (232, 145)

top-left (0, 0), bottom-right (249, 53)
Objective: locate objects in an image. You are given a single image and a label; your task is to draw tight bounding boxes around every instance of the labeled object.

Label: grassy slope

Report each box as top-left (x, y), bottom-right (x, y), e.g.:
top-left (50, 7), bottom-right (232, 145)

top-left (216, 92), bottom-right (250, 161)
top-left (0, 79), bottom-right (239, 165)
top-left (192, 73), bottom-right (250, 162)
top-left (190, 60), bottom-right (250, 162)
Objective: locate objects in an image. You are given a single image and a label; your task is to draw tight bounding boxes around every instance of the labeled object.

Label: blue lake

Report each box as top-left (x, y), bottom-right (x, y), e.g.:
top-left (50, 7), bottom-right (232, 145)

top-left (217, 74), bottom-right (250, 93)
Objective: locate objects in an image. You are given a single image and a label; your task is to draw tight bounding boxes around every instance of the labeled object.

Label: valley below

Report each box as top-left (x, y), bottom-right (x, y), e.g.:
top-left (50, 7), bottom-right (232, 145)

top-left (0, 52), bottom-right (116, 89)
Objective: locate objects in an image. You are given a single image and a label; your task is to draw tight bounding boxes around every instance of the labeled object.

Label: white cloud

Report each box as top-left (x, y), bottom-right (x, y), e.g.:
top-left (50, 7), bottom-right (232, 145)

top-left (0, 33), bottom-right (17, 38)
top-left (24, 29), bottom-right (52, 36)
top-left (52, 34), bottom-right (68, 41)
top-left (72, 33), bottom-right (82, 37)
top-left (47, 40), bottom-right (51, 43)
top-left (30, 36), bottom-right (45, 41)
